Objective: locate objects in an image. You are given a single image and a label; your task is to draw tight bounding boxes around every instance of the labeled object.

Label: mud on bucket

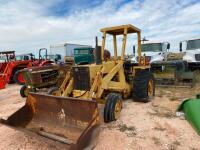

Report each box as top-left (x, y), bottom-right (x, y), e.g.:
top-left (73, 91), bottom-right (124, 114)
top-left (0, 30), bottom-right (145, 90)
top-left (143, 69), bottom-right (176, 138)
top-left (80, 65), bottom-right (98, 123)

top-left (0, 93), bottom-right (100, 150)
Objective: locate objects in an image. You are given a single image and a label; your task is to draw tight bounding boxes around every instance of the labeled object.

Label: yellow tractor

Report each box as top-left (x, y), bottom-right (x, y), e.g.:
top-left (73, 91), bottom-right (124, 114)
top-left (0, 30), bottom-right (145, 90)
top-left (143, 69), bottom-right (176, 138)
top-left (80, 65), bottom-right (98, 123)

top-left (0, 24), bottom-right (155, 149)
top-left (49, 24), bottom-right (155, 122)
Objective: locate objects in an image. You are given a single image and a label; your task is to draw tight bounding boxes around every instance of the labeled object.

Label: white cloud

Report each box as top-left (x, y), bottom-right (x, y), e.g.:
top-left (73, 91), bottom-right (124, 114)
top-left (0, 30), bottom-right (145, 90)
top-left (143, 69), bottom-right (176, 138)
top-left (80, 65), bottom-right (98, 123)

top-left (0, 0), bottom-right (199, 55)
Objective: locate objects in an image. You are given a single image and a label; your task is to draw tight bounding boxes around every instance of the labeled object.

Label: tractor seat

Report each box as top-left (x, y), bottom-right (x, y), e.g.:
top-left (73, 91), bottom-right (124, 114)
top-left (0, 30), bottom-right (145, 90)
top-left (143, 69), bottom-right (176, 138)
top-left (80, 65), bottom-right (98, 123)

top-left (124, 61), bottom-right (138, 70)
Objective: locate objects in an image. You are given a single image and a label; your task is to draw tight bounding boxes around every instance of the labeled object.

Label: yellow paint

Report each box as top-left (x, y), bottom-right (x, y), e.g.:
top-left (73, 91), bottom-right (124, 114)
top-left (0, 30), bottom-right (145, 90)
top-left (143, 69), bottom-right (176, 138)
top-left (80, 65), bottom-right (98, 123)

top-left (57, 24), bottom-right (152, 121)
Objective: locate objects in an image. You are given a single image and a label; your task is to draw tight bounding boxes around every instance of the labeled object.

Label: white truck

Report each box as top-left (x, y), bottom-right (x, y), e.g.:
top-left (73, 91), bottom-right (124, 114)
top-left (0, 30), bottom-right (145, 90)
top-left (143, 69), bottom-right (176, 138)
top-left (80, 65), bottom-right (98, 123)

top-left (50, 43), bottom-right (92, 62)
top-left (132, 42), bottom-right (170, 63)
top-left (181, 38), bottom-right (200, 69)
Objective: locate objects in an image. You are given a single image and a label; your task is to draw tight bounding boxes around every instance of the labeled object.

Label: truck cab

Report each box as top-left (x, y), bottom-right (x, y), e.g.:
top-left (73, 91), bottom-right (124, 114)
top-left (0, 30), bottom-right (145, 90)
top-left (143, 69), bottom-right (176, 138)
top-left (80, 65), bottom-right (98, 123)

top-left (181, 39), bottom-right (200, 68)
top-left (132, 42), bottom-right (170, 63)
top-left (74, 47), bottom-right (94, 65)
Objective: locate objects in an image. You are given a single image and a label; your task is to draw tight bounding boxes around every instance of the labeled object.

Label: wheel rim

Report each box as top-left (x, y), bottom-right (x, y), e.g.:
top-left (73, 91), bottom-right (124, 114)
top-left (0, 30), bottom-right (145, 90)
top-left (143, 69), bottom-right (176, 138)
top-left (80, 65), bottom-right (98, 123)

top-left (148, 79), bottom-right (154, 97)
top-left (18, 72), bottom-right (24, 83)
top-left (114, 100), bottom-right (122, 119)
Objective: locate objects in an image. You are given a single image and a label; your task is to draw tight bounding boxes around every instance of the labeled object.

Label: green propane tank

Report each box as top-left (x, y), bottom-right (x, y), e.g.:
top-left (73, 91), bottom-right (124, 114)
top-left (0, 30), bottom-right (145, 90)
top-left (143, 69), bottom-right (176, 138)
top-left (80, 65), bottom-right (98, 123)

top-left (177, 94), bottom-right (200, 135)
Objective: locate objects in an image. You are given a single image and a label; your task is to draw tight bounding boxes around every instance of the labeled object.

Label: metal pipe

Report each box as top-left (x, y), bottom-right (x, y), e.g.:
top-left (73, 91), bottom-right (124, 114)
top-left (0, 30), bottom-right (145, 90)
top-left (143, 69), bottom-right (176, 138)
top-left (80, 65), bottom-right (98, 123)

top-left (179, 42), bottom-right (182, 52)
top-left (113, 35), bottom-right (118, 60)
top-left (121, 28), bottom-right (127, 61)
top-left (95, 36), bottom-right (102, 64)
top-left (137, 32), bottom-right (142, 65)
top-left (101, 32), bottom-right (106, 61)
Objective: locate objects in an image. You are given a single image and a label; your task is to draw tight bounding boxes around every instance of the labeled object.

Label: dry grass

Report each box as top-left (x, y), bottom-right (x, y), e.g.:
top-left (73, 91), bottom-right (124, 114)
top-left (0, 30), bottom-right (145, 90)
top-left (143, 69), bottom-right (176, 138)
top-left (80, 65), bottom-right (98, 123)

top-left (169, 95), bottom-right (181, 101)
top-left (157, 89), bottom-right (165, 97)
top-left (152, 137), bottom-right (161, 145)
top-left (148, 107), bottom-right (175, 118)
top-left (118, 124), bottom-right (136, 137)
top-left (194, 71), bottom-right (200, 83)
top-left (169, 140), bottom-right (181, 150)
top-left (118, 124), bottom-right (135, 132)
top-left (154, 126), bottom-right (166, 131)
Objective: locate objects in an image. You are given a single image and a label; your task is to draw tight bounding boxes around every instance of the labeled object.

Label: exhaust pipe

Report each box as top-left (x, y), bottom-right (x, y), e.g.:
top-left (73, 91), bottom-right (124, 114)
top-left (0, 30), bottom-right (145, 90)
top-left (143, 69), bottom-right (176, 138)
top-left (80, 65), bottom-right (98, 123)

top-left (95, 36), bottom-right (102, 65)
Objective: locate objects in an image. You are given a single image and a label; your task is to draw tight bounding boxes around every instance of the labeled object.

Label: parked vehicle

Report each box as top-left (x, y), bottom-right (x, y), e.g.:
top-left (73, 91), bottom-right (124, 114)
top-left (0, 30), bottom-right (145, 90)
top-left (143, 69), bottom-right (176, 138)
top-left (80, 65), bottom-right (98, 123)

top-left (0, 51), bottom-right (35, 89)
top-left (20, 63), bottom-right (71, 97)
top-left (0, 51), bottom-right (15, 73)
top-left (151, 60), bottom-right (195, 87)
top-left (50, 43), bottom-right (92, 62)
top-left (132, 42), bottom-right (170, 63)
top-left (0, 48), bottom-right (55, 89)
top-left (13, 48), bottom-right (55, 85)
top-left (74, 47), bottom-right (94, 64)
top-left (180, 38), bottom-right (200, 69)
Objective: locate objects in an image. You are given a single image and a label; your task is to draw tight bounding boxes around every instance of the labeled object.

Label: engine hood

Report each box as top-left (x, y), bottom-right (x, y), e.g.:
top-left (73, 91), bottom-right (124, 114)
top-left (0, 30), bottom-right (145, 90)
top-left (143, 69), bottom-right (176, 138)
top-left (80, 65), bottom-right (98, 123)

top-left (183, 49), bottom-right (200, 62)
top-left (131, 51), bottom-right (164, 63)
top-left (185, 49), bottom-right (200, 54)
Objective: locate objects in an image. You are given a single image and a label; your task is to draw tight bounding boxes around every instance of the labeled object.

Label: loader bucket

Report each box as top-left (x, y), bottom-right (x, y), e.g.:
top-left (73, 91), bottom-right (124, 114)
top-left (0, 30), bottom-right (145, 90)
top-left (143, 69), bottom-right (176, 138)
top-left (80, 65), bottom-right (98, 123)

top-left (0, 93), bottom-right (100, 150)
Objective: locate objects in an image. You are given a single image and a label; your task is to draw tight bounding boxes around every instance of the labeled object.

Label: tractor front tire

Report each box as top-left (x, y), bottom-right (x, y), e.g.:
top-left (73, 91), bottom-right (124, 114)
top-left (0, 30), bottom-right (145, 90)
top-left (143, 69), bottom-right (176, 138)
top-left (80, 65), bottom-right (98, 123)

top-left (20, 85), bottom-right (29, 98)
top-left (48, 87), bottom-right (59, 95)
top-left (133, 70), bottom-right (155, 102)
top-left (14, 70), bottom-right (24, 85)
top-left (104, 93), bottom-right (122, 123)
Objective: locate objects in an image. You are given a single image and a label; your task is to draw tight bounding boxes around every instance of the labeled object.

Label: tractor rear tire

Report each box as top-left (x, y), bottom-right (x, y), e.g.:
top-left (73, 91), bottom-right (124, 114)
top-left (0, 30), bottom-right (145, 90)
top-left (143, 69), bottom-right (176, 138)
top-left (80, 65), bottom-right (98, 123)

top-left (48, 87), bottom-right (59, 95)
top-left (104, 93), bottom-right (122, 123)
top-left (133, 70), bottom-right (155, 102)
top-left (20, 85), bottom-right (29, 98)
top-left (14, 70), bottom-right (24, 85)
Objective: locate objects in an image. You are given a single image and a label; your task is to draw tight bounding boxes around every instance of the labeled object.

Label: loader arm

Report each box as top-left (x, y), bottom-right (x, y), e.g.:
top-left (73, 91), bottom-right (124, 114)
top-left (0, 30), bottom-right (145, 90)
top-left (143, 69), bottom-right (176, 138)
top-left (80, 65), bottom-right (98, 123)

top-left (62, 78), bottom-right (74, 96)
top-left (91, 61), bottom-right (130, 99)
top-left (60, 72), bottom-right (71, 90)
top-left (53, 71), bottom-right (72, 96)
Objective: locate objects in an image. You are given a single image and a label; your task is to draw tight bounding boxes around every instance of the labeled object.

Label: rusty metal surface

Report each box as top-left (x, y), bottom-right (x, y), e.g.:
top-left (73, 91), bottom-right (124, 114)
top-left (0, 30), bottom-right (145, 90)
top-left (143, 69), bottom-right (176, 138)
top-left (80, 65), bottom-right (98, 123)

top-left (0, 93), bottom-right (100, 149)
top-left (23, 63), bottom-right (71, 88)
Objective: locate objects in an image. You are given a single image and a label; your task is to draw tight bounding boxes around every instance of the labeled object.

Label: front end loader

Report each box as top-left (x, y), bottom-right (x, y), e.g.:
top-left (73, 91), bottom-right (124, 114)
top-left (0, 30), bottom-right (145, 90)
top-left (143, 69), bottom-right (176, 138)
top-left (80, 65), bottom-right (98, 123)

top-left (0, 24), bottom-right (155, 148)
top-left (48, 24), bottom-right (155, 122)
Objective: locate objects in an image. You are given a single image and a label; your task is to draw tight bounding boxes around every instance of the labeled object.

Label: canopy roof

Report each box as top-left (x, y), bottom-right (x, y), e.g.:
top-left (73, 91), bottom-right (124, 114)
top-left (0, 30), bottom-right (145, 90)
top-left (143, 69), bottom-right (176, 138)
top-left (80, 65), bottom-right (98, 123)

top-left (100, 24), bottom-right (141, 35)
top-left (0, 51), bottom-right (15, 55)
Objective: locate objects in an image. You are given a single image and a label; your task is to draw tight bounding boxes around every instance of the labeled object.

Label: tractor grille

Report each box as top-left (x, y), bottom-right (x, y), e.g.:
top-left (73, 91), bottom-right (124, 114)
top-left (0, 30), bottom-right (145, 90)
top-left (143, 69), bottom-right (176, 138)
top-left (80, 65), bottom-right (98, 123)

top-left (41, 70), bottom-right (59, 83)
top-left (195, 54), bottom-right (200, 61)
top-left (73, 66), bottom-right (90, 90)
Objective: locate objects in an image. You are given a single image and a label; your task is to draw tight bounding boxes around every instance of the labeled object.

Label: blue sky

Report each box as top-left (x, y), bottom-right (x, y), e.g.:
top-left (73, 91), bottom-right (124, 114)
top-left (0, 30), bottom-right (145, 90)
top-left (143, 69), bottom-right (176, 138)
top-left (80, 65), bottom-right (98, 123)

top-left (0, 0), bottom-right (200, 55)
top-left (48, 0), bottom-right (105, 16)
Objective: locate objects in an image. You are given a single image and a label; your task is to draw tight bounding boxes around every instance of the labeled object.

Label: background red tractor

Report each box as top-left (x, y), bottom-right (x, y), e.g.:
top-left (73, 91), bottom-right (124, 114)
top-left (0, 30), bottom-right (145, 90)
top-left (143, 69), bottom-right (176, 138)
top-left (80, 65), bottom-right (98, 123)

top-left (13, 48), bottom-right (55, 85)
top-left (0, 48), bottom-right (54, 89)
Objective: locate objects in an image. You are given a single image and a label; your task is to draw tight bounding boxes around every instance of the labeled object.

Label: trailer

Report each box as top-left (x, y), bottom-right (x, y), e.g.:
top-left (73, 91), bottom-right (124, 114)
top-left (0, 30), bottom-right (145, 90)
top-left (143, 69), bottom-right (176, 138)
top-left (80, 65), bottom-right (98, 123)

top-left (151, 60), bottom-right (196, 88)
top-left (50, 43), bottom-right (92, 62)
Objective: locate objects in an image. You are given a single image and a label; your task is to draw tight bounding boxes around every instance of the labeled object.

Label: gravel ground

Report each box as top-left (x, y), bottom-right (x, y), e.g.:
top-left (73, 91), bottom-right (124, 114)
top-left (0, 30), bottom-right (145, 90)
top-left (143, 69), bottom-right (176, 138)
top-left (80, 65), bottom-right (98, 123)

top-left (0, 84), bottom-right (200, 150)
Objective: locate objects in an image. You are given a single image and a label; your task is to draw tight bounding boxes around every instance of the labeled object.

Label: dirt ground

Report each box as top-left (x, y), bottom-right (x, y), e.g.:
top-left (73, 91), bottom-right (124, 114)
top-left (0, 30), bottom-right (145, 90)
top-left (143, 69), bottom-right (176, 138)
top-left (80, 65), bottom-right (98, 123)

top-left (0, 84), bottom-right (200, 150)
